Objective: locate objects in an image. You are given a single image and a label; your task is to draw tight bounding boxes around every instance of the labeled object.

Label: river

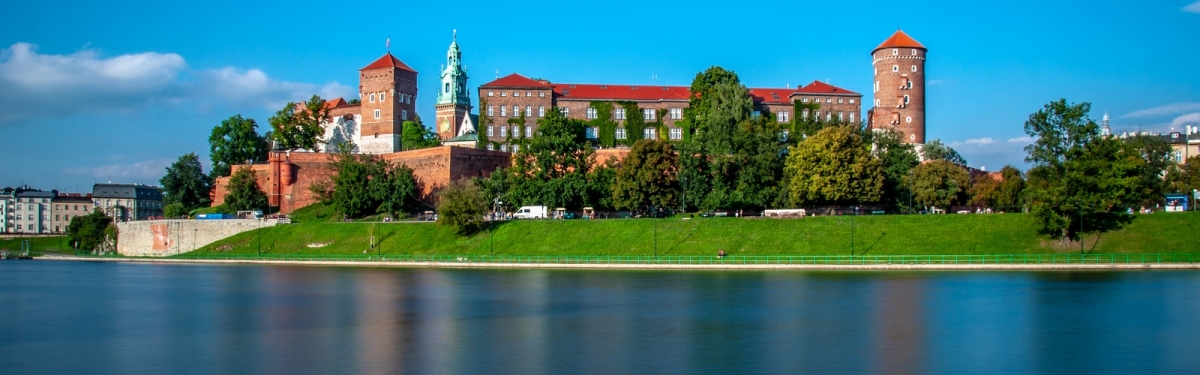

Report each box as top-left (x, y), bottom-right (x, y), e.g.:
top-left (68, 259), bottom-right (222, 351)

top-left (2, 261), bottom-right (1198, 374)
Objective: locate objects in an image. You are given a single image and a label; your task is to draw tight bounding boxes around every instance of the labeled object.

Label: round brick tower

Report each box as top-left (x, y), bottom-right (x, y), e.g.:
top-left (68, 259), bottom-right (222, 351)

top-left (870, 30), bottom-right (926, 144)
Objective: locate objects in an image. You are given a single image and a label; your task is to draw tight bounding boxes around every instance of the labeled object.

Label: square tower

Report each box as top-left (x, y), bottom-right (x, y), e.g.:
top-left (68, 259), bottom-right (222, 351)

top-left (358, 53), bottom-right (418, 154)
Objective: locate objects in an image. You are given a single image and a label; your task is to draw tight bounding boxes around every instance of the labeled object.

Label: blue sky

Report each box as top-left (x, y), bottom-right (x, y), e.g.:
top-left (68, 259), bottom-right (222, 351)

top-left (2, 0), bottom-right (1198, 192)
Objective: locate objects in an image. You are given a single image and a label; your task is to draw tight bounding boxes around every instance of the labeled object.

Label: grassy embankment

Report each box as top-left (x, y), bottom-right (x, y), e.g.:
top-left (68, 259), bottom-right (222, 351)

top-left (186, 208), bottom-right (1200, 257)
top-left (0, 236), bottom-right (73, 255)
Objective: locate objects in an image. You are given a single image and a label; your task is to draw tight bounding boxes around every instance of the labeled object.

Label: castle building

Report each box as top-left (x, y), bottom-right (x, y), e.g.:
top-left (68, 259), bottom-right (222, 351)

top-left (477, 75), bottom-right (860, 150)
top-left (309, 51), bottom-right (420, 154)
top-left (435, 34), bottom-right (473, 140)
top-left (867, 30), bottom-right (927, 144)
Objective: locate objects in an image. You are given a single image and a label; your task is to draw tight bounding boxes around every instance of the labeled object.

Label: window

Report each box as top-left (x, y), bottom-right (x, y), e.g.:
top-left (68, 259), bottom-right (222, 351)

top-left (500, 126), bottom-right (507, 137)
top-left (826, 98), bottom-right (832, 103)
top-left (525, 106), bottom-right (532, 117)
top-left (779, 111), bottom-right (789, 123)
top-left (513, 91), bottom-right (519, 97)
top-left (670, 128), bottom-right (682, 140)
top-left (802, 98), bottom-right (809, 103)
top-left (838, 98), bottom-right (844, 104)
top-left (539, 91), bottom-right (545, 97)
top-left (373, 109), bottom-right (381, 119)
top-left (644, 128), bottom-right (656, 140)
top-left (670, 108), bottom-right (682, 119)
top-left (488, 105), bottom-right (494, 116)
top-left (526, 91), bottom-right (532, 97)
top-left (525, 126), bottom-right (532, 138)
top-left (586, 127), bottom-right (598, 139)
top-left (1175, 151), bottom-right (1184, 163)
top-left (379, 92), bottom-right (385, 101)
top-left (893, 65), bottom-right (899, 72)
top-left (562, 107), bottom-right (569, 116)
top-left (406, 94), bottom-right (411, 104)
top-left (615, 107), bottom-right (625, 120)
top-left (906, 116), bottom-right (913, 123)
top-left (839, 112), bottom-right (845, 121)
top-left (444, 83), bottom-right (450, 93)
top-left (826, 112), bottom-right (832, 121)
top-left (850, 99), bottom-right (856, 104)
top-left (849, 113), bottom-right (855, 122)
top-left (644, 108), bottom-right (655, 120)
top-left (751, 110), bottom-right (761, 119)
top-left (501, 106), bottom-right (507, 117)
top-left (876, 99), bottom-right (881, 106)
top-left (587, 107), bottom-right (597, 119)
top-left (369, 93), bottom-right (376, 103)
top-left (802, 109), bottom-right (809, 118)
top-left (488, 126), bottom-right (494, 137)
top-left (616, 128), bottom-right (626, 139)
top-left (892, 49), bottom-right (898, 55)
top-left (512, 106), bottom-right (519, 117)
top-left (513, 145), bottom-right (520, 152)
top-left (513, 126), bottom-right (520, 137)
top-left (904, 95), bottom-right (910, 104)
top-left (538, 106), bottom-right (545, 117)
top-left (487, 144), bottom-right (494, 150)
top-left (874, 81), bottom-right (879, 93)
top-left (911, 49), bottom-right (918, 56)
top-left (501, 144), bottom-right (508, 151)
top-left (912, 65), bottom-right (918, 72)
top-left (488, 91), bottom-right (494, 97)
top-left (402, 110), bottom-right (408, 120)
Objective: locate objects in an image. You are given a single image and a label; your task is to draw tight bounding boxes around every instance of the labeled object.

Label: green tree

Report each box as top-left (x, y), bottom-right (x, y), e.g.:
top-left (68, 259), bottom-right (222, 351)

top-left (785, 125), bottom-right (884, 206)
top-left (328, 149), bottom-right (389, 218)
top-left (613, 140), bottom-right (679, 213)
top-left (209, 114), bottom-right (269, 178)
top-left (160, 152), bottom-right (212, 214)
top-left (995, 165), bottom-right (1026, 212)
top-left (921, 139), bottom-right (967, 165)
top-left (477, 98), bottom-right (492, 149)
top-left (909, 160), bottom-right (971, 211)
top-left (437, 179), bottom-right (488, 235)
top-left (865, 128), bottom-right (920, 212)
top-left (378, 164), bottom-right (418, 219)
top-left (402, 118), bottom-right (441, 150)
top-left (269, 95), bottom-right (331, 151)
top-left (484, 107), bottom-right (606, 210)
top-left (1123, 135), bottom-right (1173, 206)
top-left (1166, 155), bottom-right (1200, 194)
top-left (1023, 99), bottom-right (1146, 243)
top-left (224, 167), bottom-right (269, 213)
top-left (66, 210), bottom-right (113, 252)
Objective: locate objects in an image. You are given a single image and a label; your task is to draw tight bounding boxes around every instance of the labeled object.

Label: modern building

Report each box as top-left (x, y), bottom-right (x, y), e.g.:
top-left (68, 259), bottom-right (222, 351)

top-left (0, 187), bottom-right (13, 233)
top-left (13, 189), bottom-right (54, 234)
top-left (476, 76), bottom-right (861, 151)
top-left (92, 183), bottom-right (164, 222)
top-left (867, 30), bottom-right (927, 144)
top-left (52, 193), bottom-right (94, 233)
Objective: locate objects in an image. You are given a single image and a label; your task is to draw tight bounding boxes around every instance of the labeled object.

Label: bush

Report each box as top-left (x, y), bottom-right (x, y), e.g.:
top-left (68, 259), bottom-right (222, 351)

top-left (437, 179), bottom-right (488, 235)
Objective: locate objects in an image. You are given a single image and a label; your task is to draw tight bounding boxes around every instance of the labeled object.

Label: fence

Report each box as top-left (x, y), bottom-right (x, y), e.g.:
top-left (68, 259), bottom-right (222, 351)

top-left (148, 253), bottom-right (1199, 265)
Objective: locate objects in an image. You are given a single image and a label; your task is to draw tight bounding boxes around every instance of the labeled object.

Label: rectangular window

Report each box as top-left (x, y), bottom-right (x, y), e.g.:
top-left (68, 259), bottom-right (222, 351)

top-left (537, 106), bottom-right (545, 117)
top-left (487, 144), bottom-right (494, 150)
top-left (670, 128), bottom-right (682, 140)
top-left (402, 110), bottom-right (408, 120)
top-left (751, 110), bottom-right (761, 119)
top-left (849, 113), bottom-right (855, 122)
top-left (500, 144), bottom-right (508, 151)
top-left (525, 126), bottom-right (532, 138)
top-left (513, 91), bottom-right (519, 97)
top-left (513, 126), bottom-right (520, 137)
top-left (644, 128), bottom-right (656, 140)
top-left (501, 91), bottom-right (507, 97)
top-left (488, 91), bottom-right (494, 97)
top-left (615, 107), bottom-right (625, 120)
top-left (802, 98), bottom-right (809, 103)
top-left (826, 112), bottom-right (832, 121)
top-left (780, 129), bottom-right (790, 142)
top-left (487, 105), bottom-right (494, 116)
top-left (670, 108), bottom-right (682, 120)
top-left (369, 93), bottom-right (375, 103)
top-left (802, 109), bottom-right (809, 118)
top-left (586, 127), bottom-right (598, 139)
top-left (616, 128), bottom-right (626, 139)
top-left (526, 91), bottom-right (532, 97)
top-left (838, 98), bottom-right (844, 104)
top-left (779, 111), bottom-right (789, 123)
top-left (501, 106), bottom-right (507, 117)
top-left (513, 106), bottom-right (519, 117)
top-left (380, 92), bottom-right (386, 101)
top-left (562, 107), bottom-right (569, 116)
top-left (850, 99), bottom-right (856, 104)
top-left (826, 98), bottom-right (832, 103)
top-left (643, 108), bottom-right (655, 120)
top-left (500, 126), bottom-right (507, 137)
top-left (525, 106), bottom-right (532, 117)
top-left (488, 126), bottom-right (494, 137)
top-left (539, 91), bottom-right (545, 97)
top-left (373, 109), bottom-right (381, 119)
top-left (587, 107), bottom-right (597, 119)
top-left (513, 144), bottom-right (520, 152)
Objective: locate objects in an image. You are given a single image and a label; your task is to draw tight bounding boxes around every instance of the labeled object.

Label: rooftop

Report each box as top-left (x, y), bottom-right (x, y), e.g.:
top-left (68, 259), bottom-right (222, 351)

top-left (873, 30), bottom-right (926, 53)
top-left (482, 74), bottom-right (859, 103)
top-left (361, 52), bottom-right (417, 73)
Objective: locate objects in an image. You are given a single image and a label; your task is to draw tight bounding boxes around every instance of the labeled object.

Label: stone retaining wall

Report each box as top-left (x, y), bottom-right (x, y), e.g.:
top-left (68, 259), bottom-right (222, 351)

top-left (116, 219), bottom-right (276, 257)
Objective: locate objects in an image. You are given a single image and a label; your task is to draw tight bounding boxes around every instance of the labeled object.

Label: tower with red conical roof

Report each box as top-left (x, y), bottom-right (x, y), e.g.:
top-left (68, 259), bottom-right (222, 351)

top-left (358, 52), bottom-right (418, 153)
top-left (868, 30), bottom-right (926, 144)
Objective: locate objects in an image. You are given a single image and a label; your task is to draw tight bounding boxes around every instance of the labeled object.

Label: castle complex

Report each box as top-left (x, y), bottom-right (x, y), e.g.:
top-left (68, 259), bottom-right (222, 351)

top-left (867, 30), bottom-right (927, 143)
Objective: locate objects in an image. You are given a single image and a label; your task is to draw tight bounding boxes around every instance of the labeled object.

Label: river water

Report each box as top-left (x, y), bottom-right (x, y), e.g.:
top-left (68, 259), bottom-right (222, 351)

top-left (2, 261), bottom-right (1198, 374)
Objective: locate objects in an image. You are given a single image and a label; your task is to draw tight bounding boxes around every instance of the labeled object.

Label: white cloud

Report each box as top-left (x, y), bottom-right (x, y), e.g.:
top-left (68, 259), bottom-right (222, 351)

top-left (963, 137), bottom-right (995, 146)
top-left (1185, 1), bottom-right (1200, 13)
top-left (61, 158), bottom-right (173, 183)
top-left (1122, 102), bottom-right (1200, 118)
top-left (0, 42), bottom-right (351, 124)
top-left (1170, 112), bottom-right (1200, 128)
top-left (948, 136), bottom-right (1033, 170)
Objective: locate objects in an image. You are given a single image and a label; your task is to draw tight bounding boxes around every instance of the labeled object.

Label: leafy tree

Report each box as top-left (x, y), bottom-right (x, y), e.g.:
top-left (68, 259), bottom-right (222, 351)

top-left (1122, 135), bottom-right (1173, 206)
top-left (613, 140), bottom-right (679, 212)
top-left (160, 152), bottom-right (212, 213)
top-left (477, 98), bottom-right (492, 149)
top-left (909, 160), bottom-right (971, 211)
top-left (1166, 155), bottom-right (1200, 194)
top-left (484, 107), bottom-right (608, 210)
top-left (67, 210), bottom-right (113, 252)
top-left (224, 167), bottom-right (269, 213)
top-left (1023, 99), bottom-right (1147, 243)
top-left (378, 165), bottom-right (418, 219)
top-left (995, 165), bottom-right (1026, 212)
top-left (163, 203), bottom-right (187, 218)
top-left (328, 149), bottom-right (389, 218)
top-left (437, 179), bottom-right (488, 235)
top-left (921, 139), bottom-right (967, 165)
top-left (209, 114), bottom-right (269, 178)
top-left (969, 173), bottom-right (1000, 209)
top-left (269, 95), bottom-right (331, 151)
top-left (785, 125), bottom-right (884, 206)
top-left (865, 128), bottom-right (920, 212)
top-left (686, 66), bottom-right (753, 155)
top-left (402, 118), bottom-right (441, 150)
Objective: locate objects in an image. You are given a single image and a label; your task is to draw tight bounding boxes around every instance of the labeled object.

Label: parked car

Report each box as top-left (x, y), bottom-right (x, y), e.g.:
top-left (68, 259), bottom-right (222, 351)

top-left (513, 206), bottom-right (548, 219)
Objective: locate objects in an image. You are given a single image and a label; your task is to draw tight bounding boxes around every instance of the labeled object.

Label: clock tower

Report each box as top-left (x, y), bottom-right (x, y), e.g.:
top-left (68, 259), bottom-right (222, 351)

top-left (434, 32), bottom-right (472, 141)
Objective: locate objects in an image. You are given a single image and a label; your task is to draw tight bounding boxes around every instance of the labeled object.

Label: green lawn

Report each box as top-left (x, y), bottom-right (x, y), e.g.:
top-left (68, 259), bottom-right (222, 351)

top-left (0, 235), bottom-right (74, 255)
top-left (185, 211), bottom-right (1200, 257)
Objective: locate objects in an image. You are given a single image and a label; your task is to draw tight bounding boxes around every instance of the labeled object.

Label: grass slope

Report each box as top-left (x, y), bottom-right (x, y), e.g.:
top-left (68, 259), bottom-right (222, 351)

top-left (187, 212), bottom-right (1200, 257)
top-left (0, 236), bottom-right (72, 254)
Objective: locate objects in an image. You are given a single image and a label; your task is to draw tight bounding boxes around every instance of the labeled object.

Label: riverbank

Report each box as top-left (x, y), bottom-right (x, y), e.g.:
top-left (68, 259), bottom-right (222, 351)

top-left (37, 254), bottom-right (1200, 271)
top-left (189, 212), bottom-right (1200, 257)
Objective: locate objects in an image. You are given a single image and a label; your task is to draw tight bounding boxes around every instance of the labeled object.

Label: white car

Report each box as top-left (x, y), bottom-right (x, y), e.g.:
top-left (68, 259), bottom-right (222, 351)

top-left (513, 206), bottom-right (548, 219)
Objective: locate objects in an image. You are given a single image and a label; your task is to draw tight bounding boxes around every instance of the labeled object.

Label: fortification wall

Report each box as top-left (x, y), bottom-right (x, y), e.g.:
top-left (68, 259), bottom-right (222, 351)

top-left (116, 219), bottom-right (276, 257)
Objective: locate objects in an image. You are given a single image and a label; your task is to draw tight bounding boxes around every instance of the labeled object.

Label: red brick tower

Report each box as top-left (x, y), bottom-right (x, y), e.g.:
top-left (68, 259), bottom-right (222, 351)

top-left (869, 30), bottom-right (926, 144)
top-left (358, 53), bottom-right (418, 153)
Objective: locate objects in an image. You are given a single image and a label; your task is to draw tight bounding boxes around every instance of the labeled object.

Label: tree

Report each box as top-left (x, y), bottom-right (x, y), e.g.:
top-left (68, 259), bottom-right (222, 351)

top-left (613, 140), bottom-right (679, 213)
top-left (921, 139), bottom-right (967, 165)
top-left (1123, 134), bottom-right (1173, 206)
top-left (224, 167), bottom-right (269, 212)
top-left (269, 95), bottom-right (331, 151)
top-left (402, 118), bottom-right (441, 150)
top-left (1022, 99), bottom-right (1146, 243)
top-left (909, 160), bottom-right (971, 211)
top-left (209, 114), bottom-right (269, 178)
top-left (969, 173), bottom-right (1000, 209)
top-left (483, 107), bottom-right (608, 210)
top-left (66, 210), bottom-right (113, 252)
top-left (995, 165), bottom-right (1026, 212)
top-left (1166, 155), bottom-right (1200, 194)
top-left (785, 125), bottom-right (884, 206)
top-left (378, 164), bottom-right (418, 219)
top-left (160, 152), bottom-right (212, 214)
top-left (477, 98), bottom-right (492, 149)
top-left (866, 128), bottom-right (920, 211)
top-left (437, 179), bottom-right (488, 235)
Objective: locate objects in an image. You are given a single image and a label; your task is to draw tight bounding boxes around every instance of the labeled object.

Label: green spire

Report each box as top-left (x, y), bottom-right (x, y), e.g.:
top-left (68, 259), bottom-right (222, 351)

top-left (437, 31), bottom-right (470, 106)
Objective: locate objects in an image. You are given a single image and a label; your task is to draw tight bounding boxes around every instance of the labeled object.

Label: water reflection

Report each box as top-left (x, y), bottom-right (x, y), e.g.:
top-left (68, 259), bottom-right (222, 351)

top-left (1, 263), bottom-right (1199, 375)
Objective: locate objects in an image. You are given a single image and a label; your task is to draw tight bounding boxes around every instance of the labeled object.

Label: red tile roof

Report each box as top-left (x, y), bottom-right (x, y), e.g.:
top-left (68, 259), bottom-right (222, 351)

top-left (324, 97), bottom-right (347, 109)
top-left (747, 88), bottom-right (795, 104)
top-left (360, 52), bottom-right (417, 72)
top-left (553, 83), bottom-right (690, 101)
top-left (873, 30), bottom-right (926, 53)
top-left (794, 80), bottom-right (859, 96)
top-left (479, 73), bottom-right (550, 88)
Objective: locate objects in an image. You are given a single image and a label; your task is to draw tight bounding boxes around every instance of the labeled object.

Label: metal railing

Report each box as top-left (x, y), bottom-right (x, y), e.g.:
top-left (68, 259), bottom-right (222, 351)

top-left (148, 253), bottom-right (1200, 265)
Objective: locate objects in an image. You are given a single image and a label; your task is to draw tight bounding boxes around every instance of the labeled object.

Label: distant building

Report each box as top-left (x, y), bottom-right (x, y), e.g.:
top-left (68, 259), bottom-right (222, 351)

top-left (13, 189), bottom-right (54, 234)
top-left (1161, 126), bottom-right (1200, 163)
top-left (92, 184), bottom-right (164, 222)
top-left (867, 30), bottom-right (927, 144)
top-left (0, 187), bottom-right (13, 233)
top-left (53, 193), bottom-right (94, 233)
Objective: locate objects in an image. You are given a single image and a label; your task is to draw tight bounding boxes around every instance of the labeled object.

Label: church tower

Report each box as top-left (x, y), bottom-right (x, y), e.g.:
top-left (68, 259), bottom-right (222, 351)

top-left (868, 30), bottom-right (926, 144)
top-left (435, 32), bottom-right (472, 141)
top-left (358, 52), bottom-right (418, 153)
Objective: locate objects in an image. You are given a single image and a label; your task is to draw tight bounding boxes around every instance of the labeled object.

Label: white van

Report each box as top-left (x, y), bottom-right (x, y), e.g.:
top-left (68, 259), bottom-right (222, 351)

top-left (513, 206), bottom-right (548, 219)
